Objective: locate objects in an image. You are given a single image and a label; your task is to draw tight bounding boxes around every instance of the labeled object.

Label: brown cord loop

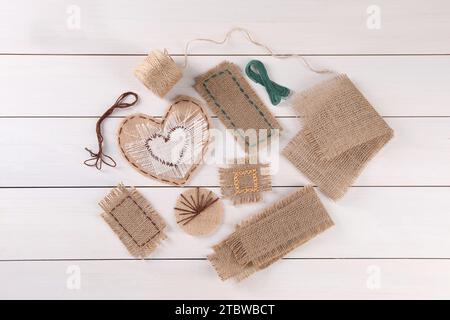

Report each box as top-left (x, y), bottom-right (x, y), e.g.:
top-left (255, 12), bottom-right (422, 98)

top-left (84, 92), bottom-right (139, 170)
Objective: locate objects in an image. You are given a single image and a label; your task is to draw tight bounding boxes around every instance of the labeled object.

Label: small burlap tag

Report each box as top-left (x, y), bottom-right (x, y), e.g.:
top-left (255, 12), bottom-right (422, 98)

top-left (194, 61), bottom-right (282, 148)
top-left (283, 75), bottom-right (394, 200)
top-left (174, 188), bottom-right (224, 236)
top-left (219, 162), bottom-right (271, 205)
top-left (100, 184), bottom-right (166, 258)
top-left (208, 186), bottom-right (333, 281)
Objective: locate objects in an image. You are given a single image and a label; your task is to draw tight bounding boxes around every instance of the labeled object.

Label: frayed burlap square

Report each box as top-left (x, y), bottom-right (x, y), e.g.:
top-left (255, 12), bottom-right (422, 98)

top-left (194, 61), bottom-right (282, 148)
top-left (208, 186), bottom-right (334, 281)
top-left (283, 75), bottom-right (394, 200)
top-left (219, 162), bottom-right (271, 205)
top-left (100, 184), bottom-right (166, 258)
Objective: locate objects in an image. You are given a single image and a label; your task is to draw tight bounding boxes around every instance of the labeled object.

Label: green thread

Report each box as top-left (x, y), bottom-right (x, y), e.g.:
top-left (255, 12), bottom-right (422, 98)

top-left (202, 69), bottom-right (275, 146)
top-left (245, 60), bottom-right (290, 106)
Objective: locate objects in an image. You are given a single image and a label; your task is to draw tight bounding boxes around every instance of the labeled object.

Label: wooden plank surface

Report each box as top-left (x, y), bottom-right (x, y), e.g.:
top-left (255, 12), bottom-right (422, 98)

top-left (0, 187), bottom-right (449, 260)
top-left (1, 55), bottom-right (450, 117)
top-left (0, 118), bottom-right (448, 187)
top-left (1, 259), bottom-right (450, 299)
top-left (1, 1), bottom-right (450, 54)
top-left (1, 0), bottom-right (449, 299)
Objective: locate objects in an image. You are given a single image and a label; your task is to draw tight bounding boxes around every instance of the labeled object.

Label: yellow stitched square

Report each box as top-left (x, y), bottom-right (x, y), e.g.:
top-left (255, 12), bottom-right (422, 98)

top-left (233, 169), bottom-right (259, 195)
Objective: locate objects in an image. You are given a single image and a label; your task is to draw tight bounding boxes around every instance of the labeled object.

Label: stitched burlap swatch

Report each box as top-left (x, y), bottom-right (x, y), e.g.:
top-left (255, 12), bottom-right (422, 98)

top-left (283, 75), bottom-right (394, 200)
top-left (100, 184), bottom-right (166, 258)
top-left (175, 188), bottom-right (224, 236)
top-left (194, 61), bottom-right (282, 148)
top-left (219, 162), bottom-right (271, 205)
top-left (208, 186), bottom-right (334, 281)
top-left (118, 96), bottom-right (211, 186)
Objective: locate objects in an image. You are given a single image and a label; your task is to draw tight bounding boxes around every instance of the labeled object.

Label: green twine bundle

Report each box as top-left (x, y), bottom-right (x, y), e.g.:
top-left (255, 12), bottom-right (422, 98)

top-left (245, 60), bottom-right (291, 106)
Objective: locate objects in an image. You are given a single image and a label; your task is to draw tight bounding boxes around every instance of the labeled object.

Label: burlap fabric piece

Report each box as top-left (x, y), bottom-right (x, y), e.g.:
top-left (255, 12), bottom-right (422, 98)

top-left (219, 162), bottom-right (271, 205)
top-left (118, 96), bottom-right (211, 186)
top-left (283, 75), bottom-right (394, 200)
top-left (174, 188), bottom-right (224, 236)
top-left (100, 184), bottom-right (166, 258)
top-left (208, 186), bottom-right (334, 281)
top-left (194, 61), bottom-right (282, 148)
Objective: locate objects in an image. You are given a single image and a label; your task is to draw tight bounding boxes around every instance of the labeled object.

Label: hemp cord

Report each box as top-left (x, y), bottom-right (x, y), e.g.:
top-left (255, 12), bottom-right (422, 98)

top-left (182, 27), bottom-right (335, 75)
top-left (245, 59), bottom-right (290, 105)
top-left (84, 92), bottom-right (139, 170)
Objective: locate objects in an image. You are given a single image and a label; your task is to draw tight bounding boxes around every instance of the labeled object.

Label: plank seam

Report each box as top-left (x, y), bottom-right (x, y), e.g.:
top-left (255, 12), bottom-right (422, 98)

top-left (1, 257), bottom-right (450, 262)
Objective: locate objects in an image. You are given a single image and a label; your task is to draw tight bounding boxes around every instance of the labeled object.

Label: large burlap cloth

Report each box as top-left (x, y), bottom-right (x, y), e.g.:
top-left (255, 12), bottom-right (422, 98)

top-left (100, 184), bottom-right (167, 258)
top-left (283, 75), bottom-right (394, 200)
top-left (208, 186), bottom-right (333, 281)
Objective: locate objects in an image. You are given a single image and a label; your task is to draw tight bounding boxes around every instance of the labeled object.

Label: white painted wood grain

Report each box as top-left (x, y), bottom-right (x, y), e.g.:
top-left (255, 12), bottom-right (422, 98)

top-left (0, 187), bottom-right (449, 260)
top-left (1, 259), bottom-right (450, 299)
top-left (1, 0), bottom-right (450, 300)
top-left (0, 118), bottom-right (447, 187)
top-left (2, 0), bottom-right (450, 54)
top-left (1, 55), bottom-right (450, 117)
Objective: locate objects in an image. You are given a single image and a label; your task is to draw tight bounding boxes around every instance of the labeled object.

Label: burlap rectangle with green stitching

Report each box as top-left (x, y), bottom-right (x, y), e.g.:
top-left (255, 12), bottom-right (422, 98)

top-left (195, 61), bottom-right (282, 149)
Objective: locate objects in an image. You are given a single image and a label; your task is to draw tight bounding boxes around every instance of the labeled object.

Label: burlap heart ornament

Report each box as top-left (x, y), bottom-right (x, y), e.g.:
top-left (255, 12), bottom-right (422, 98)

top-left (118, 96), bottom-right (211, 185)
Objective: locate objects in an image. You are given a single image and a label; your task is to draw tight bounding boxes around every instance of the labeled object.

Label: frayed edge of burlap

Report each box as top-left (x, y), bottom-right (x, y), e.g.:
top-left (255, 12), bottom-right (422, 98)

top-left (194, 61), bottom-right (282, 133)
top-left (208, 216), bottom-right (334, 282)
top-left (208, 186), bottom-right (334, 281)
top-left (100, 184), bottom-right (167, 259)
top-left (236, 186), bottom-right (314, 230)
top-left (225, 186), bottom-right (319, 264)
top-left (282, 129), bottom-right (394, 200)
top-left (218, 163), bottom-right (272, 205)
top-left (292, 74), bottom-right (350, 160)
top-left (229, 218), bottom-right (334, 279)
top-left (292, 74), bottom-right (350, 117)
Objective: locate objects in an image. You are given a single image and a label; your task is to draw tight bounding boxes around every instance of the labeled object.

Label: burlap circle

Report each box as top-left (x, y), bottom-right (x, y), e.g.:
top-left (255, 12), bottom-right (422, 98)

top-left (174, 188), bottom-right (223, 236)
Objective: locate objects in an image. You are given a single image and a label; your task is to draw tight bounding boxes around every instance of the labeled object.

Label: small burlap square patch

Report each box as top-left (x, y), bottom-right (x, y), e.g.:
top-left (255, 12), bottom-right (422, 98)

top-left (283, 75), bottom-right (394, 200)
top-left (219, 162), bottom-right (271, 205)
top-left (208, 186), bottom-right (333, 281)
top-left (194, 61), bottom-right (282, 148)
top-left (100, 184), bottom-right (166, 258)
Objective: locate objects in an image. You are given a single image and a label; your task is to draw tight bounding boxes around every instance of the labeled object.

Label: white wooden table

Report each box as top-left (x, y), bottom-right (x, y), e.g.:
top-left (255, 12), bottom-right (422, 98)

top-left (1, 0), bottom-right (450, 299)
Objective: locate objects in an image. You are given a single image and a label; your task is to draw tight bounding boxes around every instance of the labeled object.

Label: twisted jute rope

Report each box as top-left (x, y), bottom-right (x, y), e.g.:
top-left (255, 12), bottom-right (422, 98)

top-left (182, 27), bottom-right (335, 76)
top-left (84, 92), bottom-right (139, 170)
top-left (134, 49), bottom-right (183, 98)
top-left (136, 28), bottom-right (334, 98)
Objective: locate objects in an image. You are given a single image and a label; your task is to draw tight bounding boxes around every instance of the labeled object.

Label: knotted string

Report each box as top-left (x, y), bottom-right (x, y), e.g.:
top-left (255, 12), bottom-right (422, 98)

top-left (84, 92), bottom-right (139, 170)
top-left (245, 60), bottom-right (290, 105)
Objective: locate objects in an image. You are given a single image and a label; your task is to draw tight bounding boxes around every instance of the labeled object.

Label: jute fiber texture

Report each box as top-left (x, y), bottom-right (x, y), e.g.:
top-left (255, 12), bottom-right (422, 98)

top-left (118, 96), bottom-right (211, 186)
top-left (194, 61), bottom-right (282, 149)
top-left (283, 75), bottom-right (394, 200)
top-left (174, 188), bottom-right (224, 236)
top-left (219, 162), bottom-right (271, 205)
top-left (208, 186), bottom-right (334, 281)
top-left (100, 184), bottom-right (167, 258)
top-left (134, 50), bottom-right (182, 98)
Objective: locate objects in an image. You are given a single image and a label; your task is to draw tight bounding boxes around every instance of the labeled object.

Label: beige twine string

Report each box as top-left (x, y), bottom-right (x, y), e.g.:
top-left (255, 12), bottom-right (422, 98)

top-left (182, 27), bottom-right (335, 75)
top-left (134, 49), bottom-right (183, 98)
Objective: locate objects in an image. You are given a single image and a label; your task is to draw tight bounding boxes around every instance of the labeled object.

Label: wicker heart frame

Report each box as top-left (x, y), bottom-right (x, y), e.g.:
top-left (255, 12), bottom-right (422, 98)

top-left (118, 96), bottom-right (211, 185)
